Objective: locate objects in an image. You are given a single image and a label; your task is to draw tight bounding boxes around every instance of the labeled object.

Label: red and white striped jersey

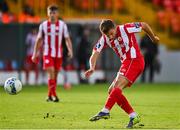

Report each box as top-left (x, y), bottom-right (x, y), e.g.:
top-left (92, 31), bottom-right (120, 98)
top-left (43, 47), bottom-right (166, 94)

top-left (37, 20), bottom-right (69, 58)
top-left (94, 22), bottom-right (143, 62)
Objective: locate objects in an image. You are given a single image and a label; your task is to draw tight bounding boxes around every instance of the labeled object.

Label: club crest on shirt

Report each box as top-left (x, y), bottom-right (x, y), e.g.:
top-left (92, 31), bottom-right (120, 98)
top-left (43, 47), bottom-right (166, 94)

top-left (45, 59), bottom-right (49, 64)
top-left (117, 37), bottom-right (122, 42)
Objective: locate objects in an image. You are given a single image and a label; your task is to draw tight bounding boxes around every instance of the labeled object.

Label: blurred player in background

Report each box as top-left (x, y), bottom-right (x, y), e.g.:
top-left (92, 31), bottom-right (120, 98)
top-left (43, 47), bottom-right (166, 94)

top-left (24, 26), bottom-right (39, 85)
top-left (85, 19), bottom-right (159, 128)
top-left (32, 5), bottom-right (73, 102)
top-left (140, 34), bottom-right (159, 83)
top-left (62, 35), bottom-right (73, 89)
top-left (77, 26), bottom-right (91, 83)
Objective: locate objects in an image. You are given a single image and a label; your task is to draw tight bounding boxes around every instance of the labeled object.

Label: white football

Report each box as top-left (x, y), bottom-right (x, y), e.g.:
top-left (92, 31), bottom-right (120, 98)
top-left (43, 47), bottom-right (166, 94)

top-left (4, 77), bottom-right (22, 95)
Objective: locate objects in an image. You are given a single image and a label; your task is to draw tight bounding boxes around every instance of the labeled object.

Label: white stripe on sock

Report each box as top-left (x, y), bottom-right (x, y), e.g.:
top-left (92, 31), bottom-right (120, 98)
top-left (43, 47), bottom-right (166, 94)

top-left (129, 112), bottom-right (137, 118)
top-left (101, 107), bottom-right (110, 113)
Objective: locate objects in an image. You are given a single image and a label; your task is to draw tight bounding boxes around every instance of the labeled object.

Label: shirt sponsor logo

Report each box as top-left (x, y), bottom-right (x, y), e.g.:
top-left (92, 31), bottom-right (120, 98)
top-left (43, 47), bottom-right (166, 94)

top-left (96, 43), bottom-right (101, 49)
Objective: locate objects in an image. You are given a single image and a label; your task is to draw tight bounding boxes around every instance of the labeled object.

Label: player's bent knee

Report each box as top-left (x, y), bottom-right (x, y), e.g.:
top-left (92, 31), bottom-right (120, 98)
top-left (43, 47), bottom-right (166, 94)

top-left (114, 78), bottom-right (128, 89)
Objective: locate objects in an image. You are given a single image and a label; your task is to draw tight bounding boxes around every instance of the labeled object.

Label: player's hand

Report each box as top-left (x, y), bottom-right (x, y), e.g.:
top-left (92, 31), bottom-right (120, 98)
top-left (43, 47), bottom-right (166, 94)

top-left (31, 54), bottom-right (38, 64)
top-left (68, 51), bottom-right (73, 59)
top-left (153, 36), bottom-right (160, 43)
top-left (85, 69), bottom-right (94, 78)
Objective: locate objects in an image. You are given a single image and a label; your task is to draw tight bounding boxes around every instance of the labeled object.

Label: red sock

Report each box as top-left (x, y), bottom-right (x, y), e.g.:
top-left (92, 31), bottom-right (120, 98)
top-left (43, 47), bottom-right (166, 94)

top-left (105, 87), bottom-right (134, 115)
top-left (48, 79), bottom-right (55, 97)
top-left (104, 87), bottom-right (118, 110)
top-left (115, 87), bottom-right (134, 114)
top-left (51, 79), bottom-right (57, 97)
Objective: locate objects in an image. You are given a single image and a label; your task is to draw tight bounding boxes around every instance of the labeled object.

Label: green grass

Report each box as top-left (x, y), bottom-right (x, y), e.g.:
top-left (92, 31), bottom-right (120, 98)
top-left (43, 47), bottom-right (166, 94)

top-left (0, 83), bottom-right (180, 129)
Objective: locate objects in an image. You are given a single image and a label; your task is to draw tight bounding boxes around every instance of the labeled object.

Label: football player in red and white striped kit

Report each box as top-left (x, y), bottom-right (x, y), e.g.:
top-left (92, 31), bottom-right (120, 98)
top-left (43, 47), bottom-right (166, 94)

top-left (85, 19), bottom-right (159, 128)
top-left (32, 5), bottom-right (73, 102)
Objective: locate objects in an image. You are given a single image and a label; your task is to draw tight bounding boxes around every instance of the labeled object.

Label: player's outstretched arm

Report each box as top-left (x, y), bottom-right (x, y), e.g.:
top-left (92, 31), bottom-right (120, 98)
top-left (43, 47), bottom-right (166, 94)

top-left (85, 50), bottom-right (100, 78)
top-left (65, 37), bottom-right (73, 58)
top-left (141, 22), bottom-right (160, 43)
top-left (31, 37), bottom-right (43, 63)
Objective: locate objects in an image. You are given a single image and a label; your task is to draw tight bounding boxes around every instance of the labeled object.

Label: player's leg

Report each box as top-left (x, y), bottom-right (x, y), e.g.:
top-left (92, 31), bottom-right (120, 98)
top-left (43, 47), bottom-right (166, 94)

top-left (89, 75), bottom-right (131, 121)
top-left (90, 58), bottom-right (144, 127)
top-left (50, 57), bottom-right (63, 102)
top-left (55, 70), bottom-right (58, 83)
top-left (111, 74), bottom-right (135, 115)
top-left (102, 74), bottom-right (141, 128)
top-left (105, 75), bottom-right (133, 114)
top-left (112, 75), bottom-right (141, 128)
top-left (43, 56), bottom-right (56, 102)
top-left (52, 70), bottom-right (59, 102)
top-left (122, 58), bottom-right (144, 128)
top-left (46, 67), bottom-right (56, 102)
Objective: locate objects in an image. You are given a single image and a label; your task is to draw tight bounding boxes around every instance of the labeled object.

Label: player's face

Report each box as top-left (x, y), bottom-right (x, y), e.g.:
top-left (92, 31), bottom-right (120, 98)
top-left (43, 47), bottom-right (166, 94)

top-left (48, 10), bottom-right (59, 22)
top-left (106, 28), bottom-right (116, 41)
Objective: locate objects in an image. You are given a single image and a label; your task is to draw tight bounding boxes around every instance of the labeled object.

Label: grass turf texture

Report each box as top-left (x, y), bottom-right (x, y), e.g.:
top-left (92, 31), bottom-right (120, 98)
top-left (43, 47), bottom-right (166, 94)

top-left (0, 83), bottom-right (180, 129)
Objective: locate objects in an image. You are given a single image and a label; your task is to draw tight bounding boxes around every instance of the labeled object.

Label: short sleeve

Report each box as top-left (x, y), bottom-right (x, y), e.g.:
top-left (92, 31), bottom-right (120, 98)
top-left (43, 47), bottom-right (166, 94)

top-left (125, 22), bottom-right (142, 33)
top-left (93, 36), bottom-right (107, 53)
top-left (63, 23), bottom-right (70, 38)
top-left (37, 24), bottom-right (43, 39)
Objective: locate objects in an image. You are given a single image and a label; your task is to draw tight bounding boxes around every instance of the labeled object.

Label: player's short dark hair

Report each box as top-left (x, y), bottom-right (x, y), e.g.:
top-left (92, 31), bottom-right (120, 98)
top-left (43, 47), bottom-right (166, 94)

top-left (99, 19), bottom-right (115, 34)
top-left (47, 4), bottom-right (59, 11)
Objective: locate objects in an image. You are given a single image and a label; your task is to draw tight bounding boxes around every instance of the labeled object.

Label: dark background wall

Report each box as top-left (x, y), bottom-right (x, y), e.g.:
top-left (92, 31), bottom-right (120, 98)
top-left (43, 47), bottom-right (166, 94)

top-left (0, 23), bottom-right (120, 71)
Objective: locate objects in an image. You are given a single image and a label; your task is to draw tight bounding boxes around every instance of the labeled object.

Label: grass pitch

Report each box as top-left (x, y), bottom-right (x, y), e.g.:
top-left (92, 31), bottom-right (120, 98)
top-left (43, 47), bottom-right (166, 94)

top-left (0, 83), bottom-right (180, 129)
